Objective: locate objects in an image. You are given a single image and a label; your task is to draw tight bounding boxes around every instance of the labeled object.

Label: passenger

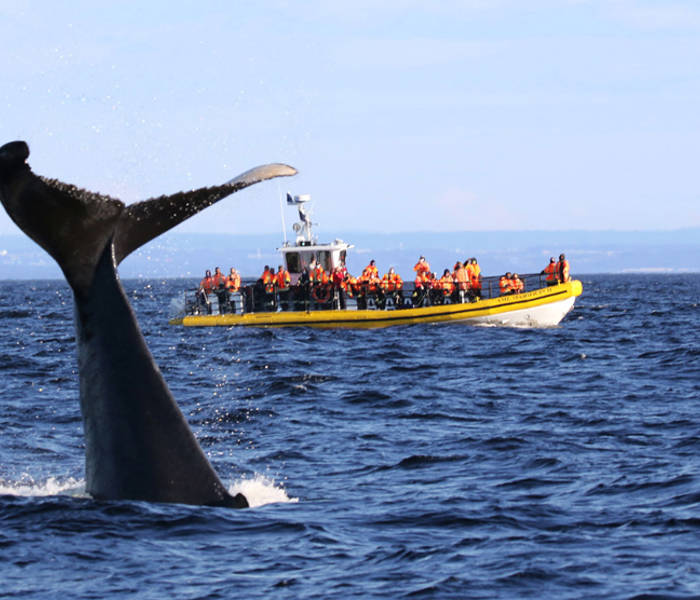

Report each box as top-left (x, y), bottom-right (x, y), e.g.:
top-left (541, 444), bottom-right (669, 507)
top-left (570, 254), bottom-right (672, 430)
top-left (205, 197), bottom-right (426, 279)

top-left (275, 265), bottom-right (291, 310)
top-left (512, 273), bottom-right (524, 293)
top-left (499, 272), bottom-right (513, 295)
top-left (438, 268), bottom-right (455, 303)
top-left (362, 259), bottom-right (379, 280)
top-left (428, 272), bottom-right (442, 305)
top-left (556, 253), bottom-right (571, 283)
top-left (225, 268), bottom-right (241, 313)
top-left (380, 267), bottom-right (404, 308)
top-left (469, 258), bottom-right (482, 299)
top-left (313, 262), bottom-right (329, 285)
top-left (412, 270), bottom-right (429, 307)
top-left (413, 256), bottom-right (431, 276)
top-left (358, 260), bottom-right (381, 307)
top-left (211, 267), bottom-right (228, 313)
top-left (260, 265), bottom-right (274, 292)
top-left (453, 261), bottom-right (469, 303)
top-left (259, 265), bottom-right (275, 310)
top-left (541, 257), bottom-right (558, 286)
top-left (311, 262), bottom-right (331, 307)
top-left (331, 261), bottom-right (349, 309)
top-left (198, 269), bottom-right (214, 314)
top-left (212, 267), bottom-right (226, 289)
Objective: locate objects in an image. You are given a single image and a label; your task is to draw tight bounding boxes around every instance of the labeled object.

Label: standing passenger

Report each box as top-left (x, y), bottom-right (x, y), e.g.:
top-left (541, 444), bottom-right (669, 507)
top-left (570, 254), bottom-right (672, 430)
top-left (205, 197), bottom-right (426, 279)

top-left (541, 257), bottom-right (558, 286)
top-left (556, 253), bottom-right (571, 283)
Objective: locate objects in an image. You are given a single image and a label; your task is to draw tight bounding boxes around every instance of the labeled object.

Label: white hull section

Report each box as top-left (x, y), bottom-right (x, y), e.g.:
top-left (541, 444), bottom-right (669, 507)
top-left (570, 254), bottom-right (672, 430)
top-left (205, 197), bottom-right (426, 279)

top-left (461, 296), bottom-right (577, 328)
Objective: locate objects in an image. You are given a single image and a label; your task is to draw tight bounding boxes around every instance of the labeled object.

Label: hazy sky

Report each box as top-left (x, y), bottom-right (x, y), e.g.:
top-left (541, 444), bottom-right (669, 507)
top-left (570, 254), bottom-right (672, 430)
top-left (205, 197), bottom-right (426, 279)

top-left (1, 1), bottom-right (699, 237)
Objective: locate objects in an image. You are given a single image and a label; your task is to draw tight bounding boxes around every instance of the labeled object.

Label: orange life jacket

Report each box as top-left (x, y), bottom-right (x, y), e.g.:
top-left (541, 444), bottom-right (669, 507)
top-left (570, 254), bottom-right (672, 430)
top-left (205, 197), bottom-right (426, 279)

top-left (543, 262), bottom-right (557, 282)
top-left (439, 274), bottom-right (455, 295)
top-left (225, 273), bottom-right (241, 292)
top-left (499, 276), bottom-right (511, 294)
top-left (276, 269), bottom-right (290, 290)
top-left (414, 260), bottom-right (430, 275)
top-left (454, 267), bottom-right (469, 291)
top-left (261, 269), bottom-right (275, 293)
top-left (381, 272), bottom-right (403, 292)
top-left (556, 259), bottom-right (571, 282)
top-left (200, 276), bottom-right (215, 294)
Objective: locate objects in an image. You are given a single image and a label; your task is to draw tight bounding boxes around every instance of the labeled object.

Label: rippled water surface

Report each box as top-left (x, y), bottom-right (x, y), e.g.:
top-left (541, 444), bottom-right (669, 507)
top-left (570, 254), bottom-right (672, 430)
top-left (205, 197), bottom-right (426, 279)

top-left (1, 274), bottom-right (699, 599)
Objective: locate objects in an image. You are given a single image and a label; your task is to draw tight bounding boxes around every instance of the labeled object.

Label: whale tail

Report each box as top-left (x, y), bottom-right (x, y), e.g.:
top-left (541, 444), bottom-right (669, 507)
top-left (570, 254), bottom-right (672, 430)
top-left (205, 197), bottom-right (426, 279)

top-left (0, 141), bottom-right (296, 295)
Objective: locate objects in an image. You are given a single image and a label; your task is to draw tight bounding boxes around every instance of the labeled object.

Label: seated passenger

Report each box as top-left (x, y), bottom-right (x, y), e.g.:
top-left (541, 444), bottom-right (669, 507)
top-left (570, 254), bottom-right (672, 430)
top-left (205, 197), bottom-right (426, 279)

top-left (499, 272), bottom-right (514, 295)
top-left (512, 273), bottom-right (524, 293)
top-left (438, 269), bottom-right (455, 303)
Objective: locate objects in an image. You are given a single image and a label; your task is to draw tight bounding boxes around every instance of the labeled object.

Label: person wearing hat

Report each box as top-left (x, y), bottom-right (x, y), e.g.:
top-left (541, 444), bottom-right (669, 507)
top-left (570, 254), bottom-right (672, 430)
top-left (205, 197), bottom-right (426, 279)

top-left (541, 257), bottom-right (558, 286)
top-left (556, 253), bottom-right (571, 283)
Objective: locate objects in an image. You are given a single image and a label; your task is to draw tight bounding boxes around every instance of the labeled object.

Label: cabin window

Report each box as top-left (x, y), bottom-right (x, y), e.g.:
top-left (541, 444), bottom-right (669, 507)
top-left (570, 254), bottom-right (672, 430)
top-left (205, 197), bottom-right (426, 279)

top-left (317, 251), bottom-right (332, 271)
top-left (285, 252), bottom-right (302, 273)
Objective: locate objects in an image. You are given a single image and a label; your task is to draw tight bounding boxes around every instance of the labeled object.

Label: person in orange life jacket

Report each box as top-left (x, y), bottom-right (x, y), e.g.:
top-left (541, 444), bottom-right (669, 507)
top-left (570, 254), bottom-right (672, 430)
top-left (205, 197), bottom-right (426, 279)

top-left (438, 268), bottom-right (455, 302)
top-left (198, 269), bottom-right (214, 314)
top-left (224, 267), bottom-right (241, 314)
top-left (411, 269), bottom-right (430, 307)
top-left (275, 265), bottom-right (291, 310)
top-left (556, 253), bottom-right (571, 283)
top-left (511, 273), bottom-right (524, 293)
top-left (468, 258), bottom-right (482, 298)
top-left (361, 260), bottom-right (381, 294)
top-left (212, 267), bottom-right (226, 289)
top-left (259, 265), bottom-right (275, 295)
top-left (499, 272), bottom-right (513, 295)
top-left (427, 271), bottom-right (443, 305)
top-left (413, 256), bottom-right (431, 276)
top-left (275, 265), bottom-right (291, 290)
top-left (332, 261), bottom-right (349, 309)
top-left (362, 259), bottom-right (379, 279)
top-left (541, 257), bottom-right (558, 286)
top-left (313, 262), bottom-right (329, 285)
top-left (211, 267), bottom-right (229, 313)
top-left (226, 268), bottom-right (241, 293)
top-left (380, 267), bottom-right (404, 307)
top-left (452, 261), bottom-right (469, 303)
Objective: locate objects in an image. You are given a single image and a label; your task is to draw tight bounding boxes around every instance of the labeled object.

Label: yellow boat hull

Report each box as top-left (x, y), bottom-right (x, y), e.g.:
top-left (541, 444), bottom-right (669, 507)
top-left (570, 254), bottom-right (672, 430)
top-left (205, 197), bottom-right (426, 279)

top-left (169, 281), bottom-right (583, 329)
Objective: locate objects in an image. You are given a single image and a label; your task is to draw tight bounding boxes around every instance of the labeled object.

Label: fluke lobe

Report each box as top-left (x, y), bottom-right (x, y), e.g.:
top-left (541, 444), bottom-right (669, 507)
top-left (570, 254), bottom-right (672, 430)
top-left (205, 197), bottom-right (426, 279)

top-left (0, 140), bottom-right (296, 508)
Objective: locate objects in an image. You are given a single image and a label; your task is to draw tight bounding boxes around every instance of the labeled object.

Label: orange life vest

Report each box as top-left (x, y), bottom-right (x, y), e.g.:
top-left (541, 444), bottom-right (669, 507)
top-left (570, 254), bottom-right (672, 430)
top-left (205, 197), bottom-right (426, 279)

top-left (543, 262), bottom-right (557, 282)
top-left (454, 266), bottom-right (469, 291)
top-left (276, 269), bottom-right (290, 290)
top-left (556, 259), bottom-right (571, 282)
top-left (225, 272), bottom-right (241, 292)
top-left (200, 276), bottom-right (215, 294)
top-left (499, 276), bottom-right (511, 294)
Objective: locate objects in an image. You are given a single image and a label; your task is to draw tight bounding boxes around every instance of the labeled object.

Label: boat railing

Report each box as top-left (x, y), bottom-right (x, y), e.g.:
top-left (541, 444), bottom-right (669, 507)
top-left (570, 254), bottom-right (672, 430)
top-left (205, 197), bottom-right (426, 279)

top-left (182, 272), bottom-right (558, 316)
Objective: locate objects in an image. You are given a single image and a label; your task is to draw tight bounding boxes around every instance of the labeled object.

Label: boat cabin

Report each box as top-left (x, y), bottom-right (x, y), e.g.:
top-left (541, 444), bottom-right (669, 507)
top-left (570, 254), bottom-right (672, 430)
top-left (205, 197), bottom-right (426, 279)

top-left (278, 193), bottom-right (353, 284)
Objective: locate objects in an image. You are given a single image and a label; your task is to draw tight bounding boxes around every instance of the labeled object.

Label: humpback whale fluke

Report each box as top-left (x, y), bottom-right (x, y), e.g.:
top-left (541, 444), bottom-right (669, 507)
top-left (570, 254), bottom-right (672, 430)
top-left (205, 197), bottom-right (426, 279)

top-left (0, 140), bottom-right (297, 508)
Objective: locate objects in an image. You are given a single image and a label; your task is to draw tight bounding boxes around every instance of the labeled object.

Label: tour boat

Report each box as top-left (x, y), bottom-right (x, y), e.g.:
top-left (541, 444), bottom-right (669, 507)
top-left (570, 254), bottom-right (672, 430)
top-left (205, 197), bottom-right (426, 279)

top-left (168, 194), bottom-right (582, 329)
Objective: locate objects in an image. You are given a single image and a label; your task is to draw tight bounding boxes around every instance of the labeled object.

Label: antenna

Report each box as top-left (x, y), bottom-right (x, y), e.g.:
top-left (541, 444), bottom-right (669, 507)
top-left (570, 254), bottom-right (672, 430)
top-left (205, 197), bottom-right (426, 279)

top-left (279, 186), bottom-right (287, 244)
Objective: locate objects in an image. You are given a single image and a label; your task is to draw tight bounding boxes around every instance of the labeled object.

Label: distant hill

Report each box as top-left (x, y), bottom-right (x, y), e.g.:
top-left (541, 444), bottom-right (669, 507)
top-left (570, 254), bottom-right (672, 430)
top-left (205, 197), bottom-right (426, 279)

top-left (1, 228), bottom-right (698, 280)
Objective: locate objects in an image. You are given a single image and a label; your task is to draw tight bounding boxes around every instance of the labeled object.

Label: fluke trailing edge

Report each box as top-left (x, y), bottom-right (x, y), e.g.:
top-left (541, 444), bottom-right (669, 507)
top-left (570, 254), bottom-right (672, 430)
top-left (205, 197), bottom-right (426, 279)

top-left (0, 141), bottom-right (296, 508)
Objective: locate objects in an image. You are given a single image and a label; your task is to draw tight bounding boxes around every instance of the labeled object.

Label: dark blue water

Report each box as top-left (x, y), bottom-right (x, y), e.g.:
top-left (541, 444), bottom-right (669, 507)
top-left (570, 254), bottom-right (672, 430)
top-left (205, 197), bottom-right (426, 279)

top-left (1, 274), bottom-right (699, 599)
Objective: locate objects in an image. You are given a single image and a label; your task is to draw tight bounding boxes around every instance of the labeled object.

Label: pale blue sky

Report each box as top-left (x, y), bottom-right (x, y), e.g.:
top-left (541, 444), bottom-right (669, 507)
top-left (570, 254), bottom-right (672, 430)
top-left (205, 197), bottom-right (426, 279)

top-left (1, 0), bottom-right (699, 236)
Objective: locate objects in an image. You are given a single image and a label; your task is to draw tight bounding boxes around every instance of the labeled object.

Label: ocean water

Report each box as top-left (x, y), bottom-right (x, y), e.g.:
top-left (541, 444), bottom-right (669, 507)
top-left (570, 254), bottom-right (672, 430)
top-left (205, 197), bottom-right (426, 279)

top-left (1, 273), bottom-right (699, 599)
